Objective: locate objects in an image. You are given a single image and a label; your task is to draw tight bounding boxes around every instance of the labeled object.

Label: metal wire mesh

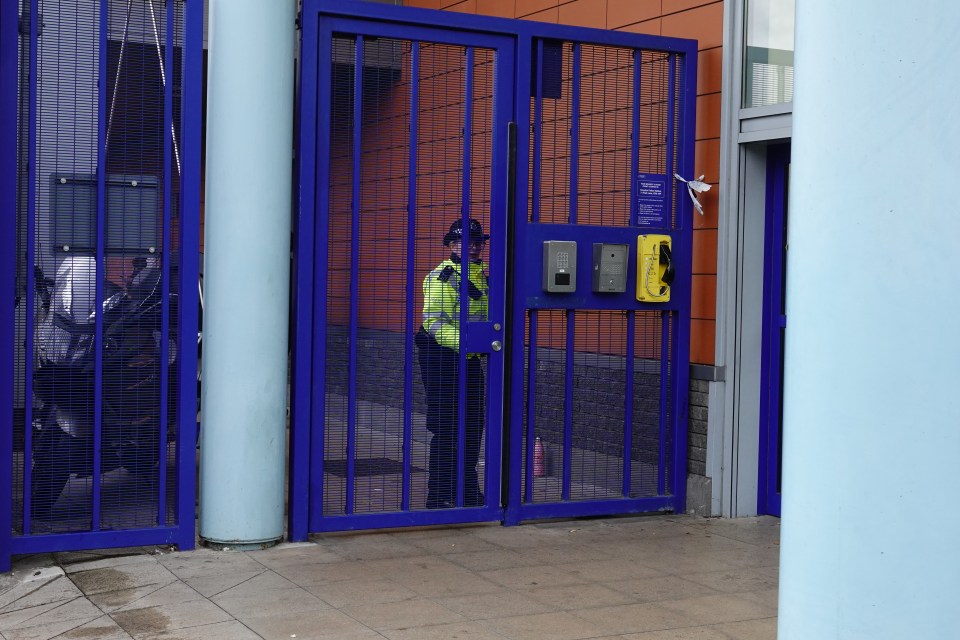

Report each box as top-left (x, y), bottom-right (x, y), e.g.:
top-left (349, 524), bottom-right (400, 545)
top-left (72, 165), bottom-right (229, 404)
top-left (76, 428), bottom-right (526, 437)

top-left (322, 36), bottom-right (496, 516)
top-left (521, 40), bottom-right (679, 506)
top-left (13, 0), bottom-right (187, 535)
top-left (576, 44), bottom-right (633, 227)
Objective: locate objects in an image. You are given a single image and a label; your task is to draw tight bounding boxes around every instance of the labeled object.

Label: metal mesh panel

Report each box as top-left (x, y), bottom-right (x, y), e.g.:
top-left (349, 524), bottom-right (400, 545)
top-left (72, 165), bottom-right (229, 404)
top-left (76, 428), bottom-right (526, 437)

top-left (13, 0), bottom-right (187, 535)
top-left (631, 310), bottom-right (669, 497)
top-left (322, 37), bottom-right (496, 516)
top-left (531, 44), bottom-right (675, 228)
top-left (522, 309), bottom-right (669, 502)
top-left (637, 51), bottom-right (672, 180)
top-left (521, 40), bottom-right (680, 510)
top-left (576, 45), bottom-right (633, 227)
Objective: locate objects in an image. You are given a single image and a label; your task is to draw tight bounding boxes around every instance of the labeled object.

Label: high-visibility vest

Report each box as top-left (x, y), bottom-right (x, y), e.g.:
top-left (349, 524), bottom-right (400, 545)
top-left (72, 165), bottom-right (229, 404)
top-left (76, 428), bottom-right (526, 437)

top-left (421, 257), bottom-right (488, 352)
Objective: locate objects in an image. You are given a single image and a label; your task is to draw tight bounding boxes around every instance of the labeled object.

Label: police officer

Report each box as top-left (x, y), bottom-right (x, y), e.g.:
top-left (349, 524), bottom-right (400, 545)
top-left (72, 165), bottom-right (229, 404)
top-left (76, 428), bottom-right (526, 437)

top-left (415, 218), bottom-right (489, 509)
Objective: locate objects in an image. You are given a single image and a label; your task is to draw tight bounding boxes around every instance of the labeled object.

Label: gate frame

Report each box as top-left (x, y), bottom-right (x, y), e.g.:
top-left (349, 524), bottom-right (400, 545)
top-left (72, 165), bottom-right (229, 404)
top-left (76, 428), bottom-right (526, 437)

top-left (0, 0), bottom-right (203, 573)
top-left (290, 0), bottom-right (698, 540)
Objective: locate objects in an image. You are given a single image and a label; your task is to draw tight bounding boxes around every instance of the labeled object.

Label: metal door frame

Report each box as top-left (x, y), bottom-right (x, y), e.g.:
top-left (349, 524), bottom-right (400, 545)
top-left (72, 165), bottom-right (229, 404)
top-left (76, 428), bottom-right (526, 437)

top-left (0, 0), bottom-right (203, 573)
top-left (758, 142), bottom-right (790, 517)
top-left (291, 1), bottom-right (516, 537)
top-left (290, 0), bottom-right (698, 539)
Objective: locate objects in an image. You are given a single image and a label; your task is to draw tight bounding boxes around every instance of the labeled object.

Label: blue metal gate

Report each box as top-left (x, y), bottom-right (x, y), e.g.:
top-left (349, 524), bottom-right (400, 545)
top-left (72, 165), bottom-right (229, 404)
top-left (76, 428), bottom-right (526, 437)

top-left (1, 0), bottom-right (203, 572)
top-left (290, 0), bottom-right (696, 537)
top-left (505, 31), bottom-right (696, 524)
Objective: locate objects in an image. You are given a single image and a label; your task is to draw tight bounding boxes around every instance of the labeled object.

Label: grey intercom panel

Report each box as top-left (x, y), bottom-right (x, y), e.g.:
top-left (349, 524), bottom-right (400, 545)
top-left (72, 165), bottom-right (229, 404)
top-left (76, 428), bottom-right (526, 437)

top-left (542, 240), bottom-right (577, 293)
top-left (592, 243), bottom-right (628, 293)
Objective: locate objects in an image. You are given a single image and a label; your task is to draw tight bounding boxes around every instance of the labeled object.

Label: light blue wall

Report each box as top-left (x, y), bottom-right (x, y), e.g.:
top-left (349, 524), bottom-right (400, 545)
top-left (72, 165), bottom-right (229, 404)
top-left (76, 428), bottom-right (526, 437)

top-left (199, 0), bottom-right (296, 546)
top-left (780, 2), bottom-right (960, 637)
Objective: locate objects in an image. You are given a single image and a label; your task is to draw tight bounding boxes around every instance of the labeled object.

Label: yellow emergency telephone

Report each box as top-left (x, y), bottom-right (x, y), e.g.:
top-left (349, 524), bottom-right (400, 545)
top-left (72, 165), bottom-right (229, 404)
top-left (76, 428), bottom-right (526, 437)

top-left (636, 234), bottom-right (674, 302)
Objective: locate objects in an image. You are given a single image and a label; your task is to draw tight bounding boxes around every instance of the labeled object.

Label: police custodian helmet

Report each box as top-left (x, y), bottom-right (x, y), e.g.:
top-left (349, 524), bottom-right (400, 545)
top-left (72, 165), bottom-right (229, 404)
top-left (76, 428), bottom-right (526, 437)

top-left (443, 218), bottom-right (490, 246)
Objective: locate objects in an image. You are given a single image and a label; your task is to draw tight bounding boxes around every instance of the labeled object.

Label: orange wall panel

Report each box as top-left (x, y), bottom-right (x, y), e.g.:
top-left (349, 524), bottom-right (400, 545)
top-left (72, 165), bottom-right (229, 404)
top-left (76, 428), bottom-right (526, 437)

top-left (661, 2), bottom-right (723, 49)
top-left (516, 0), bottom-right (559, 17)
top-left (446, 0), bottom-right (478, 13)
top-left (694, 138), bottom-right (720, 185)
top-left (698, 47), bottom-right (722, 94)
top-left (559, 0), bottom-right (608, 28)
top-left (477, 0), bottom-right (517, 17)
top-left (690, 318), bottom-right (715, 363)
top-left (692, 228), bottom-right (718, 275)
top-left (695, 93), bottom-right (721, 139)
top-left (619, 18), bottom-right (662, 36)
top-left (607, 0), bottom-right (662, 29)
top-left (519, 6), bottom-right (559, 22)
top-left (662, 0), bottom-right (719, 14)
top-left (691, 274), bottom-right (716, 319)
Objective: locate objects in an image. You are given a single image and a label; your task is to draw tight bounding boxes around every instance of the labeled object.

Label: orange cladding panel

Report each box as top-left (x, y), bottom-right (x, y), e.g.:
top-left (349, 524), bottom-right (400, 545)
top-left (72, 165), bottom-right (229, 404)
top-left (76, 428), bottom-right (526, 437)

top-left (515, 0), bottom-right (559, 17)
top-left (690, 319), bottom-right (715, 364)
top-left (692, 228), bottom-right (718, 276)
top-left (559, 0), bottom-right (608, 28)
top-left (607, 0), bottom-right (662, 29)
top-left (477, 0), bottom-right (516, 17)
top-left (661, 2), bottom-right (723, 49)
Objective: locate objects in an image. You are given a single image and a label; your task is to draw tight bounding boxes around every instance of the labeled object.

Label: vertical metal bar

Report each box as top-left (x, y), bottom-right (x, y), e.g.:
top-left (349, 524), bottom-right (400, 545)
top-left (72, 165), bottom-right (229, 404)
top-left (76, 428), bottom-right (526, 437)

top-left (524, 311), bottom-right (536, 503)
top-left (289, 4), bottom-right (319, 543)
top-left (624, 49), bottom-right (641, 498)
top-left (658, 312), bottom-right (669, 495)
top-left (0, 0), bottom-right (22, 566)
top-left (505, 34), bottom-right (533, 524)
top-left (663, 52), bottom-right (678, 500)
top-left (523, 38), bottom-right (545, 507)
top-left (501, 119), bottom-right (518, 515)
top-left (21, 0), bottom-right (39, 535)
top-left (456, 46), bottom-right (474, 508)
top-left (623, 312), bottom-right (635, 497)
top-left (671, 48), bottom-right (697, 511)
top-left (562, 312), bottom-right (574, 501)
top-left (92, 0), bottom-right (110, 528)
top-left (309, 21), bottom-right (334, 532)
top-left (532, 40), bottom-right (543, 223)
top-left (156, 0), bottom-right (175, 526)
top-left (560, 44), bottom-right (580, 502)
top-left (177, 0), bottom-right (203, 549)
top-left (485, 40), bottom-right (514, 514)
top-left (345, 35), bottom-right (364, 515)
top-left (402, 41), bottom-right (420, 512)
top-left (630, 50), bottom-right (641, 227)
top-left (665, 54), bottom-right (677, 219)
top-left (569, 43), bottom-right (580, 225)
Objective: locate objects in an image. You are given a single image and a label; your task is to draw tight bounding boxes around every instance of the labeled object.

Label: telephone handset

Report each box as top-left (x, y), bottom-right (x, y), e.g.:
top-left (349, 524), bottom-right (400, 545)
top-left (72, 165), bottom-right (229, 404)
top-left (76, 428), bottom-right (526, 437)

top-left (636, 234), bottom-right (673, 302)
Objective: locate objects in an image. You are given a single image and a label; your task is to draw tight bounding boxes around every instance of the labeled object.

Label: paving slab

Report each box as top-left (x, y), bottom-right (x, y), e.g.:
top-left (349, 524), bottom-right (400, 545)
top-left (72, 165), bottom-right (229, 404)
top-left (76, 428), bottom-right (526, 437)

top-left (0, 514), bottom-right (781, 640)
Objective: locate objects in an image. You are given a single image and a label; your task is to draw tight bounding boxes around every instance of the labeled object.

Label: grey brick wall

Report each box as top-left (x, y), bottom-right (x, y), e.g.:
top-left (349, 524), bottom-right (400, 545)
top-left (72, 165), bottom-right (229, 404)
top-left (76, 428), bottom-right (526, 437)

top-left (687, 378), bottom-right (709, 477)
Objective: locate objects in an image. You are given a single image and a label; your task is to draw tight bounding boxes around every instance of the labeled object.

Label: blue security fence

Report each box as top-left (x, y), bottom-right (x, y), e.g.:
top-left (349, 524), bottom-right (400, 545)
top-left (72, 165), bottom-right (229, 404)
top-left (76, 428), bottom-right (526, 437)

top-left (1, 0), bottom-right (203, 572)
top-left (291, 0), bottom-right (697, 538)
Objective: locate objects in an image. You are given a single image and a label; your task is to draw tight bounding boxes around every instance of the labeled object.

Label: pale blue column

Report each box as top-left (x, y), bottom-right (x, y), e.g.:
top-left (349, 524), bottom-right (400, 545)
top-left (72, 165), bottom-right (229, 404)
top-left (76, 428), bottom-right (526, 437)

top-left (199, 0), bottom-right (296, 547)
top-left (780, 3), bottom-right (960, 638)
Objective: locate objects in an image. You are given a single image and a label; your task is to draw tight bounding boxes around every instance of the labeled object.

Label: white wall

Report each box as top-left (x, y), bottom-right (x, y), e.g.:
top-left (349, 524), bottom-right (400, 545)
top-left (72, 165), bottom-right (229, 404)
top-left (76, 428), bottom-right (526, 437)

top-left (779, 2), bottom-right (960, 637)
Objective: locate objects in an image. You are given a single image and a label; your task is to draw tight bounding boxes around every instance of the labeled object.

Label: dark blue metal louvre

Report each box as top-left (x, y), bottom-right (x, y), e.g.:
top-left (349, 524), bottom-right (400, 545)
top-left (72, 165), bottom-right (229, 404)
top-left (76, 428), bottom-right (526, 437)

top-left (3, 0), bottom-right (200, 570)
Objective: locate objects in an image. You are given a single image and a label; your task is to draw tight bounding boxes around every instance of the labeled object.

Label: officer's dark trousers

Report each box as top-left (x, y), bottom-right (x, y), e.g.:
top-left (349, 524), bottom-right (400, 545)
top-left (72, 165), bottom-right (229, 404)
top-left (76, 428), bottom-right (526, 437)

top-left (415, 328), bottom-right (484, 508)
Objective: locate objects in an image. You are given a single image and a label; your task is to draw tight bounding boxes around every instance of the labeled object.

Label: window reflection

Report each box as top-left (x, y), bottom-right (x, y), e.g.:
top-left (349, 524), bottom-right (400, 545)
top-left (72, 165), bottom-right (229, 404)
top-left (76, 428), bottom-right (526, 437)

top-left (743, 0), bottom-right (794, 108)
